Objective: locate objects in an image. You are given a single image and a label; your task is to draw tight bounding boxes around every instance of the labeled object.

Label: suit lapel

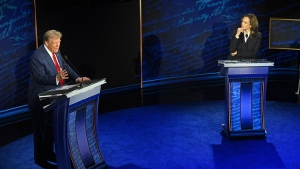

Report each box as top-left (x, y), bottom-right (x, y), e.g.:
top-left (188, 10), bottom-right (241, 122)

top-left (246, 36), bottom-right (256, 50)
top-left (43, 47), bottom-right (58, 74)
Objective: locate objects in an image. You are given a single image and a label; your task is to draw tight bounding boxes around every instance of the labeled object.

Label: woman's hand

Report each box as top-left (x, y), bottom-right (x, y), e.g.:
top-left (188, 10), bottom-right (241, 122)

top-left (231, 51), bottom-right (237, 56)
top-left (235, 27), bottom-right (244, 38)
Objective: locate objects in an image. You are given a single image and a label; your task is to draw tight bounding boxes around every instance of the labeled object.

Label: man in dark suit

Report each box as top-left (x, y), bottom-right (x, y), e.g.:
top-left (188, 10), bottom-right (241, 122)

top-left (229, 13), bottom-right (261, 60)
top-left (28, 30), bottom-right (90, 168)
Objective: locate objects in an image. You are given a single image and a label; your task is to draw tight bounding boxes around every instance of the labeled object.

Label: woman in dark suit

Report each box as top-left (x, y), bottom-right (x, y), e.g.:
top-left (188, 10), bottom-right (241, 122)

top-left (28, 30), bottom-right (90, 168)
top-left (229, 13), bottom-right (261, 60)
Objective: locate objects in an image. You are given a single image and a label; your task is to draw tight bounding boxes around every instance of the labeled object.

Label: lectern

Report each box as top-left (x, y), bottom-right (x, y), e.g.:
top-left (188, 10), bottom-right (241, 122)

top-left (39, 79), bottom-right (107, 169)
top-left (218, 60), bottom-right (274, 137)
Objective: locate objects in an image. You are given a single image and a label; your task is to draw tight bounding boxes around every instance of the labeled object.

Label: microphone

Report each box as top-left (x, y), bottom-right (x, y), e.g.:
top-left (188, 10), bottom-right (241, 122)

top-left (63, 55), bottom-right (84, 86)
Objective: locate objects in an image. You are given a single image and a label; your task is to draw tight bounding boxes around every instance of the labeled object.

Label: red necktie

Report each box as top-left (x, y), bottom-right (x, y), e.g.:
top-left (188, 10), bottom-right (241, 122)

top-left (52, 53), bottom-right (64, 86)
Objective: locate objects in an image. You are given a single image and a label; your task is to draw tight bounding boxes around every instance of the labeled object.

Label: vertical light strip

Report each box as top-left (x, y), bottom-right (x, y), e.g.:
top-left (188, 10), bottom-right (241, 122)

top-left (269, 19), bottom-right (271, 49)
top-left (261, 81), bottom-right (265, 129)
top-left (139, 0), bottom-right (143, 88)
top-left (33, 0), bottom-right (38, 49)
top-left (228, 80), bottom-right (231, 131)
top-left (139, 0), bottom-right (144, 106)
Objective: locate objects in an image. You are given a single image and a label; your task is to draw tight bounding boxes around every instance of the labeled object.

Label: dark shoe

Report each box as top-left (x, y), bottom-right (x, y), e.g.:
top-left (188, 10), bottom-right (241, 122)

top-left (46, 152), bottom-right (57, 163)
top-left (36, 161), bottom-right (58, 169)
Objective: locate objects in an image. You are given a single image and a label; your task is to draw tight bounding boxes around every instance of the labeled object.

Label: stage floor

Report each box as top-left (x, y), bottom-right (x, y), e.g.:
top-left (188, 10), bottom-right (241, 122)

top-left (0, 79), bottom-right (299, 168)
top-left (1, 79), bottom-right (299, 147)
top-left (1, 100), bottom-right (300, 169)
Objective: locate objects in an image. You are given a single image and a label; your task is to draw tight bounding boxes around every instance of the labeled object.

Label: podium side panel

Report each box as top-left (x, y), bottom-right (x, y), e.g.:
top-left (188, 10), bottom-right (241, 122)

top-left (219, 62), bottom-right (273, 137)
top-left (252, 81), bottom-right (262, 129)
top-left (68, 94), bottom-right (107, 169)
top-left (227, 78), bottom-right (266, 137)
top-left (54, 99), bottom-right (72, 169)
top-left (230, 82), bottom-right (241, 131)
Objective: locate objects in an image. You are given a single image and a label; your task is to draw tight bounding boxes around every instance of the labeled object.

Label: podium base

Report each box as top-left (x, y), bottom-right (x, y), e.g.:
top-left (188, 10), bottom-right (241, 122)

top-left (222, 124), bottom-right (266, 138)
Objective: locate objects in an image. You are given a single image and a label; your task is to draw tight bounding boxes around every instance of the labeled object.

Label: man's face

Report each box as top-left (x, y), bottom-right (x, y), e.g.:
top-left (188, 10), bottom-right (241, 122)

top-left (45, 37), bottom-right (61, 53)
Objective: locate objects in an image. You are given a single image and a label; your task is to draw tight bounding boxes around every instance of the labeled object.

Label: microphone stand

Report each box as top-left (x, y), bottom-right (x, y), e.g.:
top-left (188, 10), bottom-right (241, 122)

top-left (63, 55), bottom-right (84, 87)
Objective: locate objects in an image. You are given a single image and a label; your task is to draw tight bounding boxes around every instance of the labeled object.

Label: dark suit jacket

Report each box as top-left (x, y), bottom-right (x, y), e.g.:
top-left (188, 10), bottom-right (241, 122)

top-left (28, 45), bottom-right (79, 111)
top-left (229, 30), bottom-right (261, 59)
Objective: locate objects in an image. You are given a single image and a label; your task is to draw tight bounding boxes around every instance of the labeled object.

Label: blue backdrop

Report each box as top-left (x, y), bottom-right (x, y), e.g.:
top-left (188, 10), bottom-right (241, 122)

top-left (141, 0), bottom-right (300, 81)
top-left (1, 0), bottom-right (300, 113)
top-left (0, 0), bottom-right (35, 111)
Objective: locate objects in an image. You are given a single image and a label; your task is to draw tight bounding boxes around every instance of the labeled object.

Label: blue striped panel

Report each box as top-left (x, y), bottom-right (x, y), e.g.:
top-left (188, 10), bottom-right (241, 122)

top-left (230, 82), bottom-right (241, 131)
top-left (68, 111), bottom-right (85, 168)
top-left (76, 108), bottom-right (95, 167)
top-left (252, 81), bottom-right (262, 129)
top-left (86, 103), bottom-right (103, 163)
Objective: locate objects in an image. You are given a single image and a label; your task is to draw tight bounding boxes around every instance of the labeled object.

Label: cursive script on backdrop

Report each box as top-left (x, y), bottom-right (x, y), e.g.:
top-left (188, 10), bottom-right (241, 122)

top-left (141, 0), bottom-right (300, 81)
top-left (0, 0), bottom-right (35, 110)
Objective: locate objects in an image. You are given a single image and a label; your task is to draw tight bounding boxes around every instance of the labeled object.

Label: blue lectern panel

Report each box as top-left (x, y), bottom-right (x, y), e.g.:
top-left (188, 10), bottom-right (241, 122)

top-left (230, 82), bottom-right (241, 131)
top-left (240, 83), bottom-right (253, 129)
top-left (69, 110), bottom-right (84, 168)
top-left (230, 80), bottom-right (263, 131)
top-left (68, 96), bottom-right (105, 169)
top-left (41, 79), bottom-right (107, 168)
top-left (76, 106), bottom-right (95, 167)
top-left (86, 104), bottom-right (103, 164)
top-left (219, 61), bottom-right (272, 137)
top-left (252, 81), bottom-right (262, 129)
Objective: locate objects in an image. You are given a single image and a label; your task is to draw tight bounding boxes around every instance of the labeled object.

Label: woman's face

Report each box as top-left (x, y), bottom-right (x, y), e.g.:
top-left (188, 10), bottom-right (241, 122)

top-left (241, 16), bottom-right (251, 32)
